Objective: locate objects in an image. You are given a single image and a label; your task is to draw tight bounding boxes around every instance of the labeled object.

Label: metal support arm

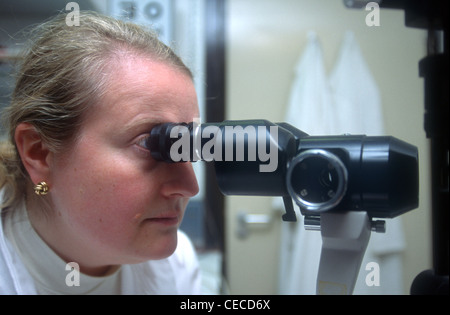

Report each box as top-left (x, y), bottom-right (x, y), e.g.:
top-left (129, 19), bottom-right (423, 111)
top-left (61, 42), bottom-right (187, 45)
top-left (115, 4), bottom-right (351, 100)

top-left (316, 211), bottom-right (372, 295)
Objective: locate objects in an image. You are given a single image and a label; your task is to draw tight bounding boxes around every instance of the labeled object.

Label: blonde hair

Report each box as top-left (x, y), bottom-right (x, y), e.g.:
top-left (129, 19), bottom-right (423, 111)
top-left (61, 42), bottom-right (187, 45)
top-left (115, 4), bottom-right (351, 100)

top-left (0, 11), bottom-right (192, 208)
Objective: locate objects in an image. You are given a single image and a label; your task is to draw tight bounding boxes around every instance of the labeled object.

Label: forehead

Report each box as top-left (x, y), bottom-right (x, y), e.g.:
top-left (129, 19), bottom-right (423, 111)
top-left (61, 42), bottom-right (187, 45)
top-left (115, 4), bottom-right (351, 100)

top-left (93, 56), bottom-right (199, 126)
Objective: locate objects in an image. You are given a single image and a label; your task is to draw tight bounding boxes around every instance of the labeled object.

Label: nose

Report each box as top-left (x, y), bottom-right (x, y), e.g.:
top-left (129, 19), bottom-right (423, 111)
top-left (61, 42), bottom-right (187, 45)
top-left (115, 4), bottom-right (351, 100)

top-left (160, 162), bottom-right (200, 198)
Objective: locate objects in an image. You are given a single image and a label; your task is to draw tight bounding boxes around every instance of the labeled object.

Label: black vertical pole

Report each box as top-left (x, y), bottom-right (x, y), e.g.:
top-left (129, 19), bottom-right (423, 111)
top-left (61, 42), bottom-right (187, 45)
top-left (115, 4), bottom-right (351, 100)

top-left (204, 0), bottom-right (226, 254)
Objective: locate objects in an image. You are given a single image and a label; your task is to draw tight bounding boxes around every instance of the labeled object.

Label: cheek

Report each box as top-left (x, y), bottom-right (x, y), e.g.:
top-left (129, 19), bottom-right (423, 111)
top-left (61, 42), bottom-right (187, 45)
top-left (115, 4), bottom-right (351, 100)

top-left (51, 147), bottom-right (158, 234)
top-left (68, 163), bottom-right (154, 217)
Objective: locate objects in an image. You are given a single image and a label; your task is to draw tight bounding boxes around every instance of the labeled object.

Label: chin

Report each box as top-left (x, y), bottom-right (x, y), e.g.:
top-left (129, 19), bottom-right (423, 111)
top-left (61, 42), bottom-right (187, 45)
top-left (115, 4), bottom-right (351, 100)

top-left (137, 230), bottom-right (179, 262)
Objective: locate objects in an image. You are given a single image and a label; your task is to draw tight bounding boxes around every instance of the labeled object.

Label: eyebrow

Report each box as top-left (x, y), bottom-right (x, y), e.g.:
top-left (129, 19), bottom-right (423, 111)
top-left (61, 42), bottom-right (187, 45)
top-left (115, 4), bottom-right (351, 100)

top-left (122, 116), bottom-right (167, 135)
top-left (118, 101), bottom-right (199, 138)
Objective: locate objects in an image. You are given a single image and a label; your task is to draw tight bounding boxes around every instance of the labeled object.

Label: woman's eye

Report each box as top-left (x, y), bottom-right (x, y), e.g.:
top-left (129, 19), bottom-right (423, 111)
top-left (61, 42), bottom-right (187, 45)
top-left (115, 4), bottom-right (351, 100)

top-left (136, 134), bottom-right (151, 150)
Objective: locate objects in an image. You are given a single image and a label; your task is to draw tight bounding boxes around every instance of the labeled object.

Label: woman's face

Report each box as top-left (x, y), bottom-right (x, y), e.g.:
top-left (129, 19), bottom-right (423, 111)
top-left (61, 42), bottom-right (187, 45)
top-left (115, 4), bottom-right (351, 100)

top-left (47, 56), bottom-right (199, 271)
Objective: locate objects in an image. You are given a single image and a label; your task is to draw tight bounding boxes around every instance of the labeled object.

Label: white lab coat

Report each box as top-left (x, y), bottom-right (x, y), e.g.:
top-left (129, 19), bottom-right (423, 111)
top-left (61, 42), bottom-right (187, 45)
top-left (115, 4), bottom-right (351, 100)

top-left (0, 189), bottom-right (201, 295)
top-left (278, 32), bottom-right (328, 295)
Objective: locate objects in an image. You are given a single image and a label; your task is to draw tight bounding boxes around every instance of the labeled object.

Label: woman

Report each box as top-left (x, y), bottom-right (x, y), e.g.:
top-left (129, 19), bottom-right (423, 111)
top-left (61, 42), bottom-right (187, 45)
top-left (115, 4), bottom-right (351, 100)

top-left (0, 11), bottom-right (201, 294)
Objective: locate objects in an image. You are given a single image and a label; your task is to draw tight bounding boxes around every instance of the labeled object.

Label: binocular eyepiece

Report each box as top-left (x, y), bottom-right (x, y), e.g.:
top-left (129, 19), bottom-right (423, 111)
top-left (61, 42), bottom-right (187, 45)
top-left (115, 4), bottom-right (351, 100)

top-left (148, 120), bottom-right (418, 221)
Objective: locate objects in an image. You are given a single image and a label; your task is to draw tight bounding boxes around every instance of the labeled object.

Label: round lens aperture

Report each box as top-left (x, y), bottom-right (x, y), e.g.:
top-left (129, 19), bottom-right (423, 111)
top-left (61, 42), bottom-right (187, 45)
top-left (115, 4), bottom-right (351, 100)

top-left (287, 149), bottom-right (348, 212)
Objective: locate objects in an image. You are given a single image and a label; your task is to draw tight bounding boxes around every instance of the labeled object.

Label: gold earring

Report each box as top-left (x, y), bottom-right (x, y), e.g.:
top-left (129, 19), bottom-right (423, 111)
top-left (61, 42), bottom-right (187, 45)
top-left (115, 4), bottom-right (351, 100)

top-left (34, 181), bottom-right (49, 196)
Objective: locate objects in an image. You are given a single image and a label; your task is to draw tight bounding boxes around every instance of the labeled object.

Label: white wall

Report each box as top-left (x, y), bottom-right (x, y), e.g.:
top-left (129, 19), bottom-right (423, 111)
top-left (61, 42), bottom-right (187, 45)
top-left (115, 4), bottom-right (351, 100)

top-left (225, 0), bottom-right (431, 294)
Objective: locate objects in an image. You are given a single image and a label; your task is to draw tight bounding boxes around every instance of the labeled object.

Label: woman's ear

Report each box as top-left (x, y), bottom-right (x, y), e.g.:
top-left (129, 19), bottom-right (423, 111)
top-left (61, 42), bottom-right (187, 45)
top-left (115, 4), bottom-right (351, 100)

top-left (14, 123), bottom-right (52, 185)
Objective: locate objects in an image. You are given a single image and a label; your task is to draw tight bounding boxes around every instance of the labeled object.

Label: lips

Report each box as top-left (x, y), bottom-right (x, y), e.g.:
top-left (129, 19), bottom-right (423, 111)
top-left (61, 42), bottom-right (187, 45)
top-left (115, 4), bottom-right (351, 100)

top-left (145, 212), bottom-right (180, 226)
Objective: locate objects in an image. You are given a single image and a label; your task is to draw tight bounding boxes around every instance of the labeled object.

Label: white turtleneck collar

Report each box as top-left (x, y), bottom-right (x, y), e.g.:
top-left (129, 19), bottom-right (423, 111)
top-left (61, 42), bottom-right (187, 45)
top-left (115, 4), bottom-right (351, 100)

top-left (3, 199), bottom-right (121, 295)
